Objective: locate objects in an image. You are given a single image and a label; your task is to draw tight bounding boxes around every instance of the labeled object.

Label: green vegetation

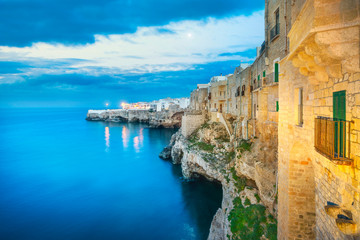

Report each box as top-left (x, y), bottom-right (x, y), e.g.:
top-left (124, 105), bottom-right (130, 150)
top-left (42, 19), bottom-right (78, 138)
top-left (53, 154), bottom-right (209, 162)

top-left (192, 141), bottom-right (215, 152)
top-left (228, 197), bottom-right (277, 240)
top-left (254, 193), bottom-right (261, 203)
top-left (225, 151), bottom-right (235, 163)
top-left (225, 174), bottom-right (230, 183)
top-left (237, 140), bottom-right (252, 153)
top-left (200, 122), bottom-right (210, 129)
top-left (244, 197), bottom-right (251, 206)
top-left (230, 167), bottom-right (246, 191)
top-left (188, 133), bottom-right (199, 144)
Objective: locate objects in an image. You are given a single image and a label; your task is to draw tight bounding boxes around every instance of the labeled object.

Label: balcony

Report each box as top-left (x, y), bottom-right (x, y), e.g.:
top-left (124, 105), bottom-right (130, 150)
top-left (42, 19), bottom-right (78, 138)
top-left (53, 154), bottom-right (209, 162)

top-left (270, 23), bottom-right (280, 41)
top-left (314, 117), bottom-right (353, 165)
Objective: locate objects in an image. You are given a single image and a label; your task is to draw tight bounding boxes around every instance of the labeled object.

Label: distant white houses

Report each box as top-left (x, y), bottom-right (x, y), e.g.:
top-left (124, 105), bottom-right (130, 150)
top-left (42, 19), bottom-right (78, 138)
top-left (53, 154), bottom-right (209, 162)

top-left (121, 102), bottom-right (150, 110)
top-left (122, 97), bottom-right (190, 111)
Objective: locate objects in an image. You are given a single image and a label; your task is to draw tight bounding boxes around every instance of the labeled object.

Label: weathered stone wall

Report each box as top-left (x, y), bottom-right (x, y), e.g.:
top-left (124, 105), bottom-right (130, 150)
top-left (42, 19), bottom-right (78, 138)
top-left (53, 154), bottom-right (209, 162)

top-left (238, 67), bottom-right (252, 122)
top-left (277, 0), bottom-right (360, 238)
top-left (278, 20), bottom-right (360, 240)
top-left (313, 74), bottom-right (360, 239)
top-left (265, 0), bottom-right (291, 79)
top-left (181, 112), bottom-right (205, 137)
top-left (226, 74), bottom-right (238, 116)
top-left (190, 87), bottom-right (208, 111)
top-left (210, 80), bottom-right (227, 112)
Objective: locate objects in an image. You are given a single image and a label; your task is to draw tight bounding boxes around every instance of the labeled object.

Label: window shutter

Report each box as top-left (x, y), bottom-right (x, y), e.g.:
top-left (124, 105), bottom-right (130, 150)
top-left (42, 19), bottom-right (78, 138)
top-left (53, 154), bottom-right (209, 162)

top-left (276, 101), bottom-right (279, 112)
top-left (333, 91), bottom-right (346, 120)
top-left (274, 63), bottom-right (279, 82)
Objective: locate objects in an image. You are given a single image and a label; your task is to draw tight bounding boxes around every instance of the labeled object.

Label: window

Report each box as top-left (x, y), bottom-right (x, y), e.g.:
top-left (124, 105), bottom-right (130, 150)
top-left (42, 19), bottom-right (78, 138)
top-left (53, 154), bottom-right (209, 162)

top-left (257, 75), bottom-right (260, 87)
top-left (295, 88), bottom-right (303, 126)
top-left (270, 9), bottom-right (280, 40)
top-left (274, 63), bottom-right (279, 82)
top-left (276, 101), bottom-right (279, 112)
top-left (263, 70), bottom-right (266, 77)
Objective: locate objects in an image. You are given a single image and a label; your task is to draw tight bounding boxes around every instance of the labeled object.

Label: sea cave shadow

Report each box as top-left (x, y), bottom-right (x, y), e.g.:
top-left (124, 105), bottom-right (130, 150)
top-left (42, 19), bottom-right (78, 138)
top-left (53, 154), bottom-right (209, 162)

top-left (169, 162), bottom-right (223, 240)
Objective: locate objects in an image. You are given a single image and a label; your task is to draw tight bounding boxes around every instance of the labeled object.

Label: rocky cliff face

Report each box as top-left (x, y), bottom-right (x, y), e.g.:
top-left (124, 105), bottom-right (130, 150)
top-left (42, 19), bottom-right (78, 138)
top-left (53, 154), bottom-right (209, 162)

top-left (86, 109), bottom-right (184, 128)
top-left (163, 122), bottom-right (278, 240)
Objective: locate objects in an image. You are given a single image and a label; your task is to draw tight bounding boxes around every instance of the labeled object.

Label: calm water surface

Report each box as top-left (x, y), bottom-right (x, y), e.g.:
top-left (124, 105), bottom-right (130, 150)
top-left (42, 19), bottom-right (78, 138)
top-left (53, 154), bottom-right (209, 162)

top-left (0, 108), bottom-right (222, 240)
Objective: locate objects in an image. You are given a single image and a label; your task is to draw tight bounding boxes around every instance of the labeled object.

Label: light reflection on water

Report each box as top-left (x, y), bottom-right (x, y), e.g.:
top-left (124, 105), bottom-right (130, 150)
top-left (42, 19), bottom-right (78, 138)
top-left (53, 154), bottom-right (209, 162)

top-left (122, 125), bottom-right (129, 148)
top-left (0, 108), bottom-right (223, 240)
top-left (105, 126), bottom-right (110, 151)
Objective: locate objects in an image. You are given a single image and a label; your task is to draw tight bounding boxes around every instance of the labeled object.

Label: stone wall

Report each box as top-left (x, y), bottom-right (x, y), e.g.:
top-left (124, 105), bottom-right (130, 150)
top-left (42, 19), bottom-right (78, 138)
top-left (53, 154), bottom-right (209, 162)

top-left (190, 87), bottom-right (208, 111)
top-left (226, 74), bottom-right (238, 116)
top-left (278, 22), bottom-right (360, 240)
top-left (181, 112), bottom-right (205, 137)
top-left (210, 80), bottom-right (227, 112)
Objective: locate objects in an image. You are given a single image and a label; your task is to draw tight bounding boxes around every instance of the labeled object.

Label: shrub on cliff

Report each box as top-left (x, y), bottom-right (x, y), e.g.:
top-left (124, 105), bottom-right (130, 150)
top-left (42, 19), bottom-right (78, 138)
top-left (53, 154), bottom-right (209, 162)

top-left (228, 197), bottom-right (277, 240)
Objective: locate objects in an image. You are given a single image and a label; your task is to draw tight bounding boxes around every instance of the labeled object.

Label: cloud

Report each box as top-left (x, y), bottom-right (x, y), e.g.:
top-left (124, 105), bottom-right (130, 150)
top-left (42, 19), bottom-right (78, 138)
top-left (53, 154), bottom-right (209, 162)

top-left (0, 11), bottom-right (264, 84)
top-left (0, 0), bottom-right (264, 47)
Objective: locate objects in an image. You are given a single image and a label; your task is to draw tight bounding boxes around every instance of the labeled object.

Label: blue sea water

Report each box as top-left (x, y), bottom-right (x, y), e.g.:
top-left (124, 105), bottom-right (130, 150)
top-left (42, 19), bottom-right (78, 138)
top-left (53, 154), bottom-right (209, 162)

top-left (0, 108), bottom-right (222, 240)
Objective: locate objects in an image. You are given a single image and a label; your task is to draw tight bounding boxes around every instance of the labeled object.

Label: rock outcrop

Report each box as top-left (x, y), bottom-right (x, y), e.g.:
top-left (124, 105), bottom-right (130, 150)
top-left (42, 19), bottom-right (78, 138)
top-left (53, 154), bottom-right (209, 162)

top-left (162, 121), bottom-right (278, 240)
top-left (86, 109), bottom-right (184, 128)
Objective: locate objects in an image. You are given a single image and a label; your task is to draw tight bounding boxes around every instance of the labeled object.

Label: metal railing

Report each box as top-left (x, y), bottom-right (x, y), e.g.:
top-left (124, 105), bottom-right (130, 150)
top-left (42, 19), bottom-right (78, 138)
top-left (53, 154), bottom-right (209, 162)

top-left (314, 117), bottom-right (353, 165)
top-left (270, 23), bottom-right (280, 41)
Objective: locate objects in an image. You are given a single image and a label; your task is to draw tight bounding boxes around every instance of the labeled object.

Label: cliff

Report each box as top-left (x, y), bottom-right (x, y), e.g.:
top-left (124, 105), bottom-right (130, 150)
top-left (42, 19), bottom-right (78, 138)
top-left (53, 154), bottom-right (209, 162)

top-left (86, 109), bottom-right (184, 128)
top-left (162, 122), bottom-right (278, 240)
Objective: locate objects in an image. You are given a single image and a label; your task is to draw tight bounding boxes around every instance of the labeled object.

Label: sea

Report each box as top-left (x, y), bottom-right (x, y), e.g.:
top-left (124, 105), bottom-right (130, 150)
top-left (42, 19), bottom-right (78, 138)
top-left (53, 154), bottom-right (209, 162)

top-left (0, 108), bottom-right (222, 240)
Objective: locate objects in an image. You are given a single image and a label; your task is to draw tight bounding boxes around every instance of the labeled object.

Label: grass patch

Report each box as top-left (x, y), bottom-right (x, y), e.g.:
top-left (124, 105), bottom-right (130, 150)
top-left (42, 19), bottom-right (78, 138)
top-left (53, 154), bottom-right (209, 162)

top-left (192, 141), bottom-right (215, 152)
top-left (230, 167), bottom-right (246, 191)
top-left (225, 175), bottom-right (230, 183)
top-left (228, 197), bottom-right (277, 240)
top-left (188, 134), bottom-right (198, 144)
top-left (244, 197), bottom-right (251, 206)
top-left (254, 193), bottom-right (261, 203)
top-left (237, 140), bottom-right (252, 153)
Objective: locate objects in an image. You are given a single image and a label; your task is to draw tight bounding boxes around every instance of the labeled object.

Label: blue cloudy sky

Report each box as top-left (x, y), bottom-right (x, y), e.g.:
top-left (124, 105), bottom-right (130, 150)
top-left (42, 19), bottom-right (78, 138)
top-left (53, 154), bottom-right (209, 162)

top-left (0, 0), bottom-right (264, 108)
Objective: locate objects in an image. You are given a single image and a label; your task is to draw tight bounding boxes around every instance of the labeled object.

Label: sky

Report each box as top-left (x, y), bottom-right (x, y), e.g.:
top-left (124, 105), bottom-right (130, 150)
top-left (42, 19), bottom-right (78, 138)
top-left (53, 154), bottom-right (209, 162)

top-left (0, 0), bottom-right (265, 108)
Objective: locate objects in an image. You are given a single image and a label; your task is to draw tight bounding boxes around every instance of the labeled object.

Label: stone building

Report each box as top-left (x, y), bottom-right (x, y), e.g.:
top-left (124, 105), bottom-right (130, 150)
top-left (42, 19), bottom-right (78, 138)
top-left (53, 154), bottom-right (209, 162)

top-left (209, 76), bottom-right (228, 113)
top-left (225, 74), bottom-right (237, 116)
top-left (277, 0), bottom-right (360, 239)
top-left (189, 84), bottom-right (209, 111)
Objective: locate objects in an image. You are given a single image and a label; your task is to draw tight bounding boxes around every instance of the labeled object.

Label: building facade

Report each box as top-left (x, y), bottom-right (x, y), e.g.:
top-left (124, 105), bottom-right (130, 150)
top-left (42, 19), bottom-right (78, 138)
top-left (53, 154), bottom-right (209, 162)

top-left (277, 0), bottom-right (360, 239)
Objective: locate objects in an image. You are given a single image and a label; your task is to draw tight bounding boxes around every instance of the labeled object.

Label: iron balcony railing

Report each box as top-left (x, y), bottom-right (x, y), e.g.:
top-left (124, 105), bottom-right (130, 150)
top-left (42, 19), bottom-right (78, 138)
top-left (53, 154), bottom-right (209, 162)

top-left (314, 117), bottom-right (353, 165)
top-left (270, 23), bottom-right (280, 41)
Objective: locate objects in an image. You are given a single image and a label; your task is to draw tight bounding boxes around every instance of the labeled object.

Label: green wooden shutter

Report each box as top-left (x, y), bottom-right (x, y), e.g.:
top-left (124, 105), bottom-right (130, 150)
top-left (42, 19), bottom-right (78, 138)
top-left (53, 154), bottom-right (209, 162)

top-left (276, 101), bottom-right (279, 112)
top-left (274, 63), bottom-right (279, 82)
top-left (333, 91), bottom-right (346, 120)
top-left (263, 70), bottom-right (266, 77)
top-left (333, 90), bottom-right (346, 157)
